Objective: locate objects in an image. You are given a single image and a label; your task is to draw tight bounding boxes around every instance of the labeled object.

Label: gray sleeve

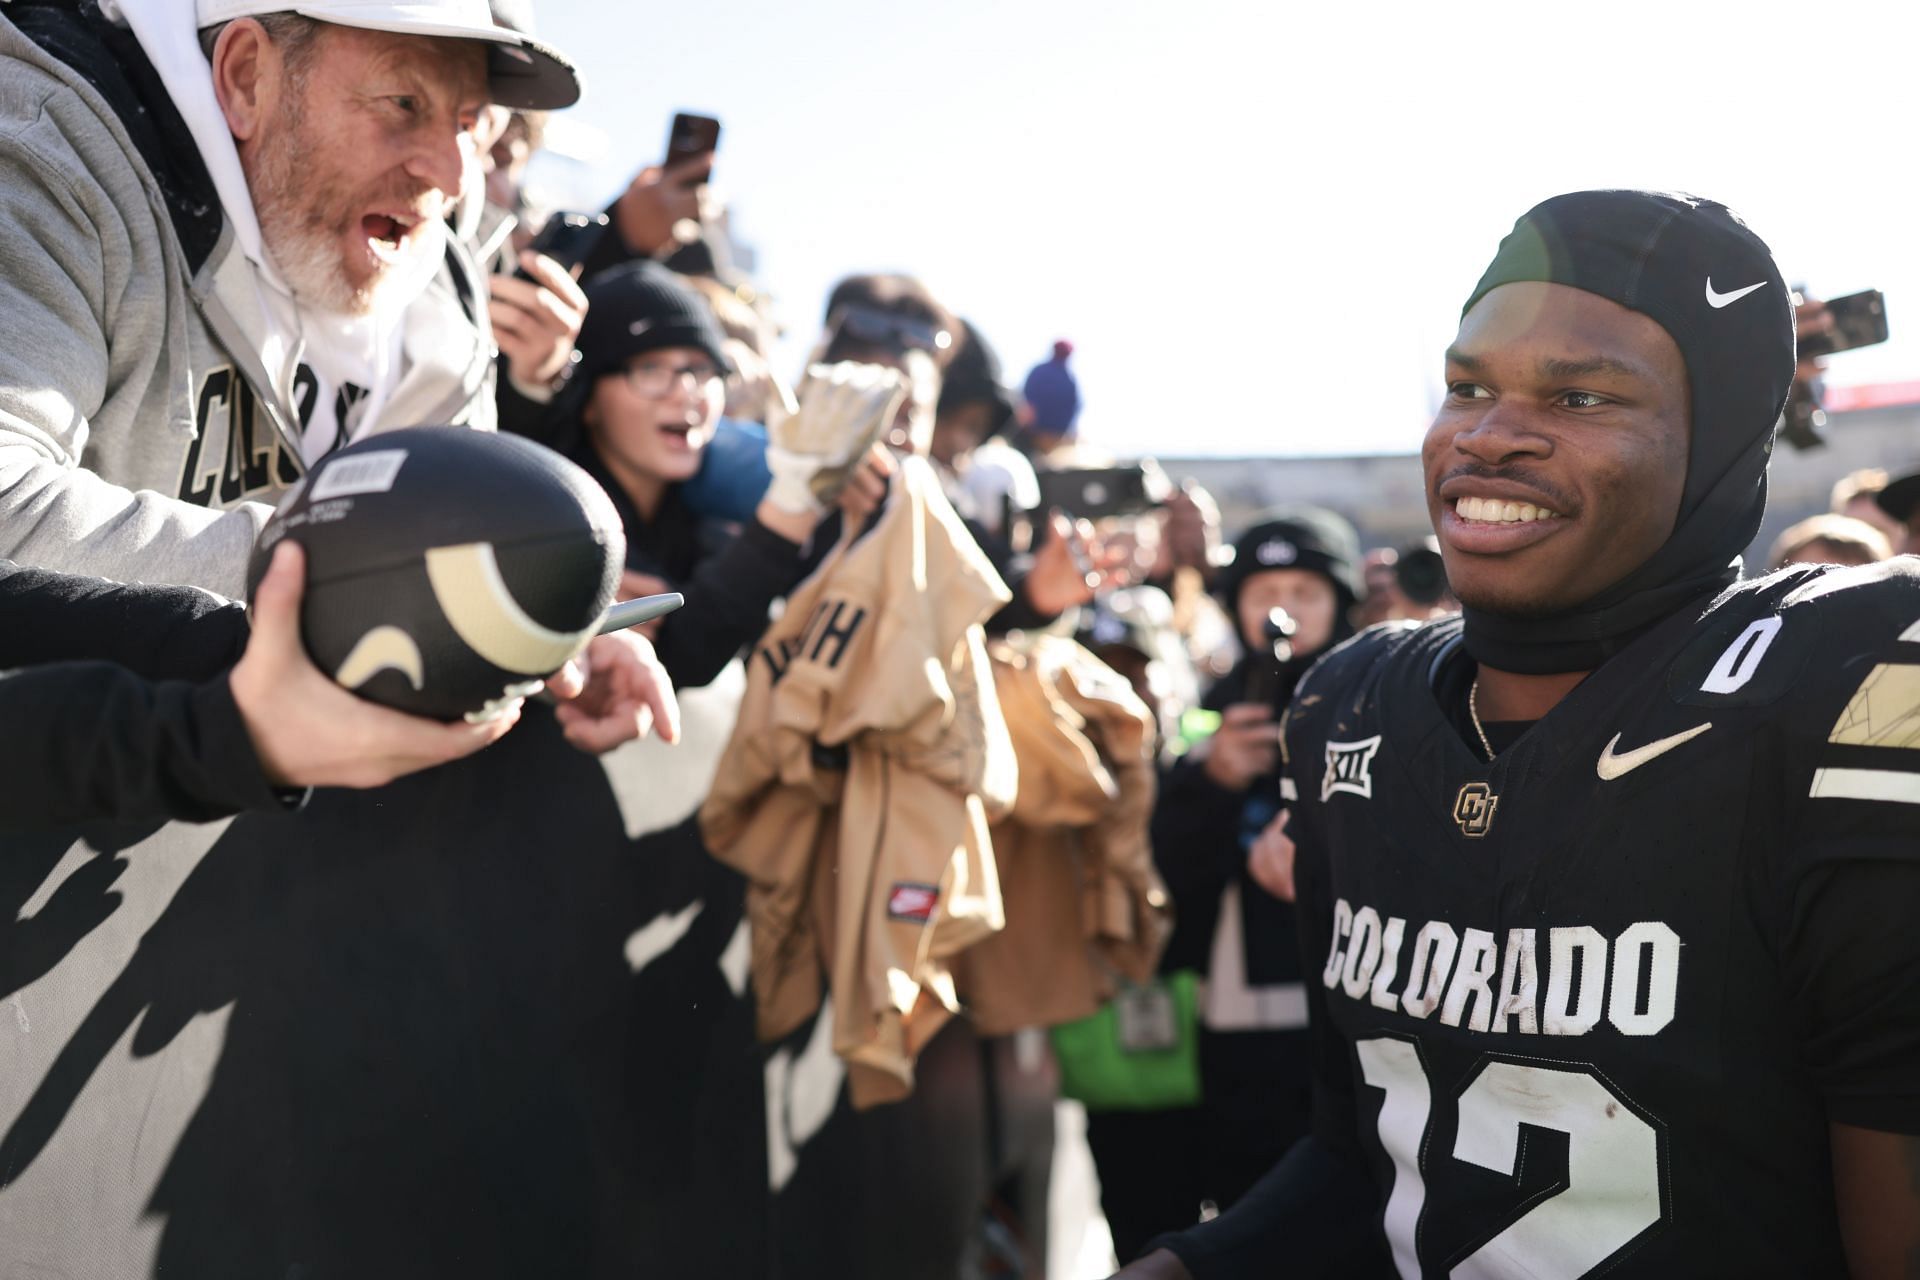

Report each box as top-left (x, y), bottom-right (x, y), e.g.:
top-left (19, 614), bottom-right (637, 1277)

top-left (0, 138), bottom-right (266, 597)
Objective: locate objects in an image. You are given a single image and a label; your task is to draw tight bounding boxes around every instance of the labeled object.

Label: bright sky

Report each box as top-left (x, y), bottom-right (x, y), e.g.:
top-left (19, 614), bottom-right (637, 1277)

top-left (526, 0), bottom-right (1920, 458)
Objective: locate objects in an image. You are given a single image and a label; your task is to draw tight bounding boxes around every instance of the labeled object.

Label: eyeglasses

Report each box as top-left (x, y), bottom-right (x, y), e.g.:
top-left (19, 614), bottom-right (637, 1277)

top-left (824, 304), bottom-right (952, 360)
top-left (620, 359), bottom-right (724, 398)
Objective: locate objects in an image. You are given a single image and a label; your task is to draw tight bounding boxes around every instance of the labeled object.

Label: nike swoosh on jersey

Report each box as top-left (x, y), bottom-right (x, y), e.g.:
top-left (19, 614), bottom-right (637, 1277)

top-left (1596, 722), bottom-right (1713, 780)
top-left (1704, 278), bottom-right (1766, 309)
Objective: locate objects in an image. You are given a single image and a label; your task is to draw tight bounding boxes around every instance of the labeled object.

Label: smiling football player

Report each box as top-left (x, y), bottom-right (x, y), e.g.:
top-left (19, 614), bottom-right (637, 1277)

top-left (1121, 190), bottom-right (1920, 1279)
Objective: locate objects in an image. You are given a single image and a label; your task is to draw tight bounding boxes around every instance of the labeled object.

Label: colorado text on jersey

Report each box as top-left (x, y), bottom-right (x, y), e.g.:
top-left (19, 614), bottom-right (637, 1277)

top-left (1319, 902), bottom-right (1676, 1038)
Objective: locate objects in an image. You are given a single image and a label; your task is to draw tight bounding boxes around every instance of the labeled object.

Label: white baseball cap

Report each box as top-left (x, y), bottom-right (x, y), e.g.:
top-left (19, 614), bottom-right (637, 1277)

top-left (195, 0), bottom-right (582, 109)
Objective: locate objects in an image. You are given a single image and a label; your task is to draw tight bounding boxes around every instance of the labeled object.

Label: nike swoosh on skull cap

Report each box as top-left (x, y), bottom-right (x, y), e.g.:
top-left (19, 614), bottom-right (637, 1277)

top-left (1704, 278), bottom-right (1767, 309)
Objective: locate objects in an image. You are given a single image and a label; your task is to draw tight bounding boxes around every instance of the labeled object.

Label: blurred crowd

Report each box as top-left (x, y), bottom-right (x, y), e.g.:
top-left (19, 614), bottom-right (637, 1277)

top-left (464, 89), bottom-right (1920, 1273)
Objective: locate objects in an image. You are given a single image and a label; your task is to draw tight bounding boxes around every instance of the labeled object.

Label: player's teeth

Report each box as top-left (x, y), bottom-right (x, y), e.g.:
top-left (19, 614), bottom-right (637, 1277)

top-left (1457, 497), bottom-right (1559, 523)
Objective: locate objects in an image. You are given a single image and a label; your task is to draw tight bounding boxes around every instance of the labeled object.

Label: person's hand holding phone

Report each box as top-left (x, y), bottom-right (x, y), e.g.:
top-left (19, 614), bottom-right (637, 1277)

top-left (1201, 703), bottom-right (1280, 793)
top-left (489, 250), bottom-right (588, 392)
top-left (1794, 292), bottom-right (1833, 390)
top-left (612, 112), bottom-right (722, 257)
top-left (1157, 481), bottom-right (1222, 577)
top-left (612, 156), bottom-right (712, 258)
top-left (1022, 512), bottom-right (1129, 617)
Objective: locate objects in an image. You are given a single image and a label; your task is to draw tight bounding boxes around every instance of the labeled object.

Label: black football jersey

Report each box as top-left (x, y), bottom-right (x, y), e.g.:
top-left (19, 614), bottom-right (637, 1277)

top-left (1279, 558), bottom-right (1920, 1279)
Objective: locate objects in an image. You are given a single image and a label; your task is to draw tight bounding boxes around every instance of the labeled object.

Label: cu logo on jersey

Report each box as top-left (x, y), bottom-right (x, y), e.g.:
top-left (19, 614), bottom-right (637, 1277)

top-left (1453, 781), bottom-right (1498, 837)
top-left (1322, 736), bottom-right (1382, 802)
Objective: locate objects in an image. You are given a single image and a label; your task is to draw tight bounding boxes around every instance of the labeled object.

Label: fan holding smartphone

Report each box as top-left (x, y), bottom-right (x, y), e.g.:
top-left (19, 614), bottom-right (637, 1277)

top-left (486, 111), bottom-right (722, 399)
top-left (487, 217), bottom-right (592, 396)
top-left (1782, 286), bottom-right (1891, 449)
top-left (611, 112), bottom-right (723, 259)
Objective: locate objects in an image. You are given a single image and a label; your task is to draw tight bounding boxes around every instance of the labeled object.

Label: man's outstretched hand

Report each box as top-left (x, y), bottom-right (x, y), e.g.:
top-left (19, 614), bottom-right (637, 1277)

top-left (230, 542), bottom-right (523, 789)
top-left (548, 629), bottom-right (680, 755)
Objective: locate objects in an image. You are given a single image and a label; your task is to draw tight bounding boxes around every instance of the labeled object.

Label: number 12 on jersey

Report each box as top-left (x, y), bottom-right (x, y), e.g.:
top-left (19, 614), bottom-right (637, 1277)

top-left (1357, 1036), bottom-right (1667, 1279)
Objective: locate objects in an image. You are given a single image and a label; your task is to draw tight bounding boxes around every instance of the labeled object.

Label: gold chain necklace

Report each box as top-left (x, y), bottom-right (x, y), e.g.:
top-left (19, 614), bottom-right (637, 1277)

top-left (1467, 678), bottom-right (1496, 762)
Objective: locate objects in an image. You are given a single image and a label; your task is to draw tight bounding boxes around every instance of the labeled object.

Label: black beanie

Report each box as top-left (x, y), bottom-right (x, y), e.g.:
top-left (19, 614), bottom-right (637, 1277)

top-left (574, 261), bottom-right (734, 386)
top-left (1457, 190), bottom-right (1795, 675)
top-left (1219, 508), bottom-right (1363, 618)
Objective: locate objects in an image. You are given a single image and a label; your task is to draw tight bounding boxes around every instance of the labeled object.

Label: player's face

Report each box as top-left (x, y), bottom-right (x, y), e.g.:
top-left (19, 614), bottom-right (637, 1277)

top-left (1238, 568), bottom-right (1339, 657)
top-left (1423, 282), bottom-right (1690, 618)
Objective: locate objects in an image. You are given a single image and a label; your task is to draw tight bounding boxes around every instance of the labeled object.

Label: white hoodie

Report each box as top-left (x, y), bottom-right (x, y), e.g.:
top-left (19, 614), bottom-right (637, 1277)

top-left (104, 0), bottom-right (474, 458)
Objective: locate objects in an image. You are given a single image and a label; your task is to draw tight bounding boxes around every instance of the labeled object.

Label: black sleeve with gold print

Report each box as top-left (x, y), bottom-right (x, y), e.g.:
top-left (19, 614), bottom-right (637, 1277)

top-left (1744, 559), bottom-right (1920, 1134)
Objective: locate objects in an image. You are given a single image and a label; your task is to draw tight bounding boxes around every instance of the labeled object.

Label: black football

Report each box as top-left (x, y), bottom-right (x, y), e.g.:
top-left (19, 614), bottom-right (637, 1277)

top-left (247, 427), bottom-right (626, 721)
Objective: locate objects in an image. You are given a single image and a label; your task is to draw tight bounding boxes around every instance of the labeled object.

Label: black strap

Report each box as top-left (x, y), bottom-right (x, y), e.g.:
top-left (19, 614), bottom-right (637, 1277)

top-left (444, 239), bottom-right (478, 319)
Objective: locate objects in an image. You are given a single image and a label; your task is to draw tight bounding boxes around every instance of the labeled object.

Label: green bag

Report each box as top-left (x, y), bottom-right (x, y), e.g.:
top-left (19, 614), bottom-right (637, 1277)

top-left (1050, 971), bottom-right (1202, 1111)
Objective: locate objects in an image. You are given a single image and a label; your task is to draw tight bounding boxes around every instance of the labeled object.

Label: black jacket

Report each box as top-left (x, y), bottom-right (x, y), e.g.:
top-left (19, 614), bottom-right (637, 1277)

top-left (1151, 635), bottom-right (1346, 985)
top-left (0, 562), bottom-right (276, 829)
top-left (575, 453), bottom-right (813, 690)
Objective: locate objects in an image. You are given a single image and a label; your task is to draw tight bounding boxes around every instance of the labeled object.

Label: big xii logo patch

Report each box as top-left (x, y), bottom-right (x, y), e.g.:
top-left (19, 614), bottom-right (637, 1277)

top-left (1322, 737), bottom-right (1382, 802)
top-left (1453, 782), bottom-right (1498, 837)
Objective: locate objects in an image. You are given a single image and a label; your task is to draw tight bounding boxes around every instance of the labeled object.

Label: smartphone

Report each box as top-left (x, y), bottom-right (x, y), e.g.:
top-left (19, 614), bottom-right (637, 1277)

top-left (1799, 289), bottom-right (1889, 359)
top-left (515, 211), bottom-right (608, 281)
top-left (664, 112), bottom-right (721, 187)
top-left (1033, 464), bottom-right (1172, 521)
top-left (1239, 608), bottom-right (1297, 708)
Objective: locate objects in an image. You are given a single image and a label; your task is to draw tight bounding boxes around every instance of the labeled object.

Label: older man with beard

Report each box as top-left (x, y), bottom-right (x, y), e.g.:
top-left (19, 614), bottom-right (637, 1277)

top-left (0, 4), bottom-right (710, 1275)
top-left (0, 0), bottom-right (581, 595)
